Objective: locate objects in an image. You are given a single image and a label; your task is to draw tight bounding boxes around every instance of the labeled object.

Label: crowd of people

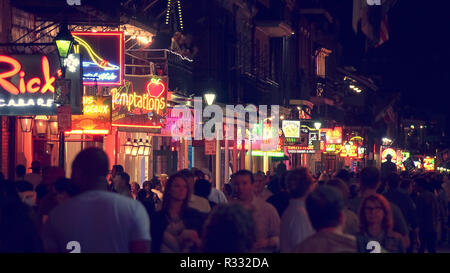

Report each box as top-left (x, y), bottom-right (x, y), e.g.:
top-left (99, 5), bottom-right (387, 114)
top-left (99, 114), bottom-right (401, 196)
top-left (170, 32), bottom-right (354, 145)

top-left (0, 147), bottom-right (449, 253)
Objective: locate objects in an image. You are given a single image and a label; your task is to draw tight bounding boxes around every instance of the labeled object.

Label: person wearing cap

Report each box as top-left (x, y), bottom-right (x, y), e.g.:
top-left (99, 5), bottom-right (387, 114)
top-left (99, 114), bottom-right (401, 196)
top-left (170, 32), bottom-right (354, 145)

top-left (24, 160), bottom-right (42, 190)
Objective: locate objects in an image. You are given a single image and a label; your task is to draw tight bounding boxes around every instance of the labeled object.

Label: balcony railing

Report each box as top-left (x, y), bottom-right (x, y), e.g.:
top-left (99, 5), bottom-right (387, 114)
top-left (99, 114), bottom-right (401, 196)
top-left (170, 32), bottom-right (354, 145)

top-left (125, 49), bottom-right (193, 94)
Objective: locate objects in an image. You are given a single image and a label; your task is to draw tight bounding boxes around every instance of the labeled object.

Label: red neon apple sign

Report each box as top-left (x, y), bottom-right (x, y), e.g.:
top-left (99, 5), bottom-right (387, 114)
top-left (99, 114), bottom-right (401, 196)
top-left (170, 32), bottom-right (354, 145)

top-left (0, 55), bottom-right (55, 95)
top-left (146, 78), bottom-right (166, 98)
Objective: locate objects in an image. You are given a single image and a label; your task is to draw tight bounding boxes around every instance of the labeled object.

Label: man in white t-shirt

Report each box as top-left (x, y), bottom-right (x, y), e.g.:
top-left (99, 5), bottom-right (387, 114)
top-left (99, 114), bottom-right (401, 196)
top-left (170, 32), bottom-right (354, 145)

top-left (42, 148), bottom-right (151, 253)
top-left (280, 168), bottom-right (316, 253)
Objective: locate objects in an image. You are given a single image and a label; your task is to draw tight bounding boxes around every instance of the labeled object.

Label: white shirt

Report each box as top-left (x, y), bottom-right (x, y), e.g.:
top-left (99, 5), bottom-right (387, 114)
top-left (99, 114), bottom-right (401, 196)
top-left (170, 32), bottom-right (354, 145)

top-left (280, 199), bottom-right (315, 253)
top-left (208, 188), bottom-right (228, 204)
top-left (24, 173), bottom-right (41, 190)
top-left (189, 194), bottom-right (211, 213)
top-left (42, 190), bottom-right (150, 253)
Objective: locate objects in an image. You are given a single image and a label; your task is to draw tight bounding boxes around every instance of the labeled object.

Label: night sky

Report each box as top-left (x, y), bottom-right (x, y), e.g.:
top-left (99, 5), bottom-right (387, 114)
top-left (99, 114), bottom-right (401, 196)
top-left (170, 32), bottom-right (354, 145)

top-left (333, 0), bottom-right (450, 133)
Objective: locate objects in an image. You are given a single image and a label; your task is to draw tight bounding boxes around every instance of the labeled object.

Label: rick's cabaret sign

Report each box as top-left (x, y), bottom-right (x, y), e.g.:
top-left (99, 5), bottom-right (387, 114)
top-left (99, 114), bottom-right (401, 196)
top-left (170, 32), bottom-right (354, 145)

top-left (112, 75), bottom-right (168, 130)
top-left (0, 54), bottom-right (82, 115)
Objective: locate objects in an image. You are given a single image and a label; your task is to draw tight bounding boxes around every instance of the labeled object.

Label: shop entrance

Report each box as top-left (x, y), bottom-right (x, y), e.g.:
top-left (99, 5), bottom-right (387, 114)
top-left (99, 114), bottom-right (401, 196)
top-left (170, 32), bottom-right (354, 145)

top-left (153, 150), bottom-right (178, 176)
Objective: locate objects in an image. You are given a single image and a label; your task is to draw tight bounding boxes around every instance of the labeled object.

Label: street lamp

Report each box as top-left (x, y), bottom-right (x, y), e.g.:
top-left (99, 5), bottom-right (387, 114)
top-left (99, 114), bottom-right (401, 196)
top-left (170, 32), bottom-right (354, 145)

top-left (55, 22), bottom-right (74, 169)
top-left (314, 122), bottom-right (322, 130)
top-left (204, 92), bottom-right (216, 106)
top-left (55, 22), bottom-right (74, 60)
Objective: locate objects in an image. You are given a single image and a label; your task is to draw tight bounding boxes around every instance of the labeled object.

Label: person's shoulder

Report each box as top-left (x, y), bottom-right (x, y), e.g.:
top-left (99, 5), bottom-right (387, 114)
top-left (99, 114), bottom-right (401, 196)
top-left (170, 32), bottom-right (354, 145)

top-left (291, 233), bottom-right (325, 253)
top-left (256, 197), bottom-right (279, 215)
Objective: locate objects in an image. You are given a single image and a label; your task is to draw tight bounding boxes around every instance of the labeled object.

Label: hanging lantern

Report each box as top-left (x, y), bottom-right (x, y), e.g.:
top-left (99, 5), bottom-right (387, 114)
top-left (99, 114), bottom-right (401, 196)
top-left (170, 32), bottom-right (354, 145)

top-left (35, 115), bottom-right (49, 135)
top-left (19, 117), bottom-right (33, 133)
top-left (49, 116), bottom-right (58, 135)
top-left (144, 139), bottom-right (151, 156)
top-left (131, 139), bottom-right (139, 156)
top-left (124, 138), bottom-right (132, 155)
top-left (137, 138), bottom-right (145, 156)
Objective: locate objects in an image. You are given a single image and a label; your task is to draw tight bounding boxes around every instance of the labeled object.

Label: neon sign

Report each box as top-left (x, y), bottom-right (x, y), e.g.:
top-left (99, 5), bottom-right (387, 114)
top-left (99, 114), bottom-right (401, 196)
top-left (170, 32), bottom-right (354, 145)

top-left (0, 55), bottom-right (55, 94)
top-left (287, 145), bottom-right (315, 154)
top-left (68, 95), bottom-right (111, 135)
top-left (112, 76), bottom-right (168, 130)
top-left (381, 148), bottom-right (397, 163)
top-left (320, 127), bottom-right (342, 144)
top-left (282, 120), bottom-right (300, 138)
top-left (423, 156), bottom-right (435, 171)
top-left (72, 32), bottom-right (123, 86)
top-left (111, 81), bottom-right (166, 114)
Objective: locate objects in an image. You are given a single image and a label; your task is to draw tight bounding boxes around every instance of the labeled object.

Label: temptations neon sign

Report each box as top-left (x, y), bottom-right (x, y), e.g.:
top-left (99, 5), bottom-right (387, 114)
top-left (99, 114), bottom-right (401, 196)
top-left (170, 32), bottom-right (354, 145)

top-left (111, 79), bottom-right (166, 114)
top-left (112, 76), bottom-right (168, 129)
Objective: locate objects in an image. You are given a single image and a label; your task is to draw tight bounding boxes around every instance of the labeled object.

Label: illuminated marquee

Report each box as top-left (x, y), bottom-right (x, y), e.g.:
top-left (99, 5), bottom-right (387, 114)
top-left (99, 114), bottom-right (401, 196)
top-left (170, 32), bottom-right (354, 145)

top-left (72, 32), bottom-right (124, 86)
top-left (112, 76), bottom-right (168, 129)
top-left (67, 95), bottom-right (111, 135)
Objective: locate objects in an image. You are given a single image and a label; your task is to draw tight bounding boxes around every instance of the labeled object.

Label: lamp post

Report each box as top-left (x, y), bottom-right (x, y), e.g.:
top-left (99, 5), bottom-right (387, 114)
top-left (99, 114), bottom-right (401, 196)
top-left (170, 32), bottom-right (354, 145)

top-left (55, 22), bottom-right (74, 169)
top-left (204, 92), bottom-right (220, 189)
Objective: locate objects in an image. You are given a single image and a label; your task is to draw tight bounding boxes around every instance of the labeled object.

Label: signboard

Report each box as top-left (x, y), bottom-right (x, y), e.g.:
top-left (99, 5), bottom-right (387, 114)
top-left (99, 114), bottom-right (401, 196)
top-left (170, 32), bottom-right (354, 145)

top-left (57, 105), bottom-right (72, 132)
top-left (247, 151), bottom-right (285, 157)
top-left (403, 157), bottom-right (415, 172)
top-left (340, 143), bottom-right (359, 158)
top-left (72, 32), bottom-right (123, 86)
top-left (112, 76), bottom-right (168, 131)
top-left (381, 147), bottom-right (397, 163)
top-left (67, 95), bottom-right (111, 134)
top-left (205, 140), bottom-right (216, 155)
top-left (320, 127), bottom-right (342, 144)
top-left (423, 156), bottom-right (435, 171)
top-left (282, 120), bottom-right (300, 138)
top-left (0, 54), bottom-right (82, 115)
top-left (287, 145), bottom-right (315, 154)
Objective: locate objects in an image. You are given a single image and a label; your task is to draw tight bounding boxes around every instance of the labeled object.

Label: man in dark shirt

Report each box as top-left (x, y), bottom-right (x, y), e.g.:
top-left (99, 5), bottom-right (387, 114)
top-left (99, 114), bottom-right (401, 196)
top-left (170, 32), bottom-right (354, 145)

top-left (383, 174), bottom-right (419, 252)
top-left (381, 154), bottom-right (397, 183)
top-left (415, 177), bottom-right (440, 253)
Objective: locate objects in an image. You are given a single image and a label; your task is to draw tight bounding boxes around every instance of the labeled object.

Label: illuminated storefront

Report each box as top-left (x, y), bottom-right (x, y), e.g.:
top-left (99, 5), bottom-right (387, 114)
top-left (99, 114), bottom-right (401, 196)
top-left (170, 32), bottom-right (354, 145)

top-left (0, 53), bottom-right (82, 174)
top-left (112, 75), bottom-right (170, 183)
